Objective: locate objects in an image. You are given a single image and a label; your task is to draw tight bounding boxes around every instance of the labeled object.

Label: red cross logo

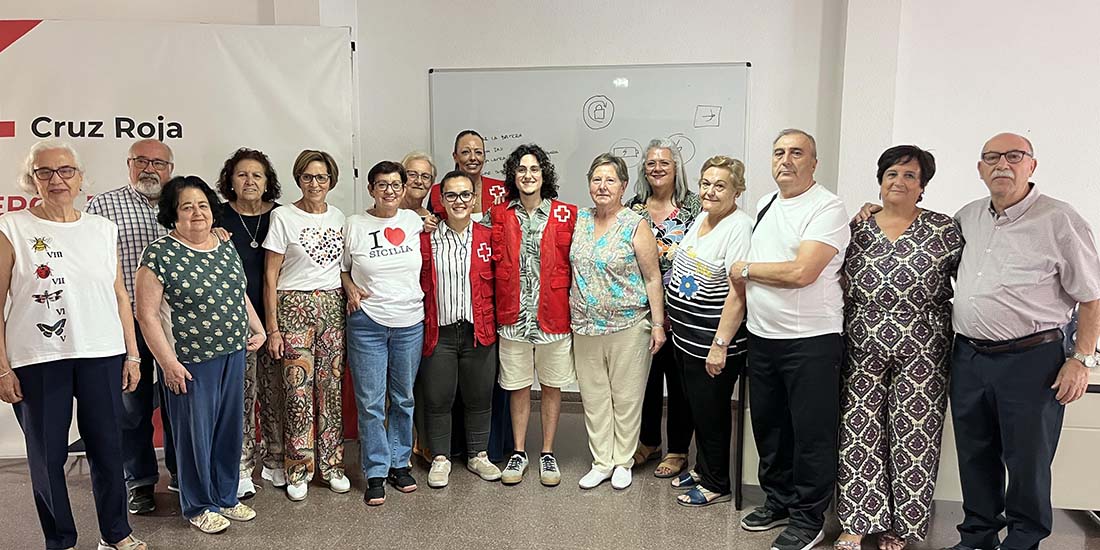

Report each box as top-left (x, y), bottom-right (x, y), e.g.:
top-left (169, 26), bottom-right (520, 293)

top-left (489, 184), bottom-right (506, 204)
top-left (477, 242), bottom-right (492, 262)
top-left (553, 204), bottom-right (571, 223)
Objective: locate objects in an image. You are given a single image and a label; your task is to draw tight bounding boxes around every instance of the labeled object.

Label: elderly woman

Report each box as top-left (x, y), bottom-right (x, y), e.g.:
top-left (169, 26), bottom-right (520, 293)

top-left (665, 156), bottom-right (753, 507)
top-left (834, 146), bottom-right (963, 550)
top-left (401, 151), bottom-right (435, 219)
top-left (215, 148), bottom-right (283, 500)
top-left (572, 154), bottom-right (666, 491)
top-left (136, 176), bottom-right (266, 534)
top-left (419, 170), bottom-right (501, 488)
top-left (429, 130), bottom-right (507, 221)
top-left (262, 150), bottom-right (349, 501)
top-left (0, 140), bottom-right (147, 550)
top-left (343, 161), bottom-right (425, 505)
top-left (628, 137), bottom-right (703, 478)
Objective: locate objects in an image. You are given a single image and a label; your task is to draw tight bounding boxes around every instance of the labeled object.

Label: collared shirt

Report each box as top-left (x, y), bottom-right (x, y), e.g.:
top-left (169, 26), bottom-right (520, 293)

top-left (86, 184), bottom-right (167, 312)
top-left (498, 198), bottom-right (569, 344)
top-left (953, 184), bottom-right (1100, 340)
top-left (432, 221), bottom-right (474, 326)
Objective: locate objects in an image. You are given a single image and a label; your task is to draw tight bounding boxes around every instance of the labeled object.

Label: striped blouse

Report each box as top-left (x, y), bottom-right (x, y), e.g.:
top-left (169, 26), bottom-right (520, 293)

top-left (666, 210), bottom-right (754, 359)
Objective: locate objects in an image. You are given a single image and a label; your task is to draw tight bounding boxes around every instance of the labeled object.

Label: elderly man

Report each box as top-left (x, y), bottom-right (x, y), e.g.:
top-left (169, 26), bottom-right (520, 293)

top-left (730, 129), bottom-right (850, 550)
top-left (946, 133), bottom-right (1100, 550)
top-left (86, 138), bottom-right (176, 514)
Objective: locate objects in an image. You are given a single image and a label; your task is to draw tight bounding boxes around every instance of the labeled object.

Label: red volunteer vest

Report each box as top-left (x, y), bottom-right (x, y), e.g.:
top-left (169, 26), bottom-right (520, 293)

top-left (490, 200), bottom-right (577, 335)
top-left (420, 223), bottom-right (497, 356)
top-left (428, 175), bottom-right (507, 219)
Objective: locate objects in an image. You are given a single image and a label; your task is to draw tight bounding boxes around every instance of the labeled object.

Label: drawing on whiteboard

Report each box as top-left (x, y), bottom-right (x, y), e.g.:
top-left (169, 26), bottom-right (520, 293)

top-left (668, 133), bottom-right (696, 163)
top-left (609, 138), bottom-right (644, 168)
top-left (694, 105), bottom-right (722, 128)
top-left (583, 95), bottom-right (615, 130)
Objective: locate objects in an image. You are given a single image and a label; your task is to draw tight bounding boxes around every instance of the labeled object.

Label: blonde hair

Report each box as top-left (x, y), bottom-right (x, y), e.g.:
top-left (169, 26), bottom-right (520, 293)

top-left (401, 150), bottom-right (436, 178)
top-left (699, 155), bottom-right (746, 194)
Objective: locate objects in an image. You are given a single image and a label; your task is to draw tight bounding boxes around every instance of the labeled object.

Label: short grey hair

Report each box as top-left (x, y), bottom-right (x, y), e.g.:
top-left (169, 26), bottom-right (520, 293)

top-left (401, 150), bottom-right (436, 178)
top-left (20, 139), bottom-right (85, 194)
top-left (128, 138), bottom-right (174, 163)
top-left (633, 138), bottom-right (690, 205)
top-left (773, 128), bottom-right (817, 159)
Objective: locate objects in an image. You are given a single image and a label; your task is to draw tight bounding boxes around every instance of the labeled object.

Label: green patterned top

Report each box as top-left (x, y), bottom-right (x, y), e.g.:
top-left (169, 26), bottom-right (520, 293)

top-left (141, 236), bottom-right (248, 363)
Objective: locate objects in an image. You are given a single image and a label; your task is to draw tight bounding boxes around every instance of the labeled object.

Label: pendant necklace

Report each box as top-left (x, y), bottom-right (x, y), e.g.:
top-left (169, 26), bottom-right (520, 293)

top-left (236, 206), bottom-right (263, 248)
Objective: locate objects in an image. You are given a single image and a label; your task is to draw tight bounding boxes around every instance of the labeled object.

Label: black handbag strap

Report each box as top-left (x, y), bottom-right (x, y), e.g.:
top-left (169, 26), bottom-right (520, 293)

top-left (753, 193), bottom-right (779, 231)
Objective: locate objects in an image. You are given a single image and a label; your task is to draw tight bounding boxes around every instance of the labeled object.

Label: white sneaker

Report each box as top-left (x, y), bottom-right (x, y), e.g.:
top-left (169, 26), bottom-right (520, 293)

top-left (428, 458), bottom-right (451, 488)
top-left (261, 466), bottom-right (286, 488)
top-left (611, 466), bottom-right (632, 489)
top-left (236, 476), bottom-right (256, 499)
top-left (578, 466), bottom-right (613, 489)
top-left (466, 452), bottom-right (502, 481)
top-left (325, 473), bottom-right (351, 494)
top-left (286, 481), bottom-right (307, 501)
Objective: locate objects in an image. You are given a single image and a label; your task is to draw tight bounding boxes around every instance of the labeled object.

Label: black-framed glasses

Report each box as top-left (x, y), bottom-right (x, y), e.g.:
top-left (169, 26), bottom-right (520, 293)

top-left (33, 166), bottom-right (79, 181)
top-left (372, 182), bottom-right (404, 192)
top-left (442, 190), bottom-right (475, 203)
top-left (981, 150), bottom-right (1032, 165)
top-left (128, 157), bottom-right (172, 171)
top-left (406, 170), bottom-right (433, 183)
top-left (299, 174), bottom-right (331, 185)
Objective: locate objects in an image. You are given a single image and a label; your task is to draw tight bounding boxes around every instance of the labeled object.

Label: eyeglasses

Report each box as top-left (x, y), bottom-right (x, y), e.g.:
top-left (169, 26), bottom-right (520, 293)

top-left (33, 166), bottom-right (79, 181)
top-left (372, 182), bottom-right (405, 192)
top-left (406, 171), bottom-right (433, 183)
top-left (442, 191), bottom-right (475, 203)
top-left (299, 174), bottom-right (331, 185)
top-left (515, 166), bottom-right (542, 176)
top-left (129, 157), bottom-right (172, 171)
top-left (980, 150), bottom-right (1032, 165)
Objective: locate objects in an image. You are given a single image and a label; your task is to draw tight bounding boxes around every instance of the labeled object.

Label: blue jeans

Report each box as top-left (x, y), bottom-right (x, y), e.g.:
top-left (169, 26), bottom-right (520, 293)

top-left (346, 310), bottom-right (424, 480)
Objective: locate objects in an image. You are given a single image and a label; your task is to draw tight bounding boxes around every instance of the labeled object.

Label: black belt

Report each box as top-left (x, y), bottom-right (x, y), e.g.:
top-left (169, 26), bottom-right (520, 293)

top-left (959, 328), bottom-right (1064, 354)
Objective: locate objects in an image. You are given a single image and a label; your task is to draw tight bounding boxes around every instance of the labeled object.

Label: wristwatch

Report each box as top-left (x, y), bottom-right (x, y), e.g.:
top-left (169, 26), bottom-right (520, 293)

top-left (740, 263), bottom-right (750, 280)
top-left (713, 336), bottom-right (729, 348)
top-left (1071, 352), bottom-right (1098, 368)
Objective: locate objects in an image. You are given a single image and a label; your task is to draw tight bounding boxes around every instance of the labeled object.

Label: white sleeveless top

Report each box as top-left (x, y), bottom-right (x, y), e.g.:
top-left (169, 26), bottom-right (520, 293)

top-left (0, 210), bottom-right (125, 368)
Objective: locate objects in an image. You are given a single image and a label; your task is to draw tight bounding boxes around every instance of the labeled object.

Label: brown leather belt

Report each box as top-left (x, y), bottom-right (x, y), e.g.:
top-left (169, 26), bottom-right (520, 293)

top-left (959, 328), bottom-right (1064, 354)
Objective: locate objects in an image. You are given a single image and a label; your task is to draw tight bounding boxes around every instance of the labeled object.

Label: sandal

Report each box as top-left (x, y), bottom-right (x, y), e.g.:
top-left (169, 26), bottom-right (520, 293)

top-left (676, 486), bottom-right (731, 507)
top-left (878, 532), bottom-right (905, 550)
top-left (654, 452), bottom-right (688, 478)
top-left (632, 443), bottom-right (661, 467)
top-left (833, 533), bottom-right (862, 550)
top-left (364, 477), bottom-right (385, 506)
top-left (670, 469), bottom-right (700, 490)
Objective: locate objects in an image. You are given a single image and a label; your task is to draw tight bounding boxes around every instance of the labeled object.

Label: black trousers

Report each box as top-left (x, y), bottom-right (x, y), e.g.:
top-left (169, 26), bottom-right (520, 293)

top-left (951, 337), bottom-right (1065, 550)
top-left (13, 356), bottom-right (132, 549)
top-left (118, 322), bottom-right (175, 489)
top-left (639, 342), bottom-right (694, 454)
top-left (676, 346), bottom-right (742, 494)
top-left (747, 332), bottom-right (842, 532)
top-left (418, 321), bottom-right (497, 458)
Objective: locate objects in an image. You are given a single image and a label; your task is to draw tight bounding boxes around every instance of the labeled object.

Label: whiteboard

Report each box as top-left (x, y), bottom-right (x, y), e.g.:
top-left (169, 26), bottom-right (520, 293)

top-left (429, 63), bottom-right (750, 207)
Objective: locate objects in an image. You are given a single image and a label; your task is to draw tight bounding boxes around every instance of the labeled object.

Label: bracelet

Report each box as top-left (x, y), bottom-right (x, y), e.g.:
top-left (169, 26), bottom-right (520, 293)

top-left (267, 329), bottom-right (281, 335)
top-left (0, 369), bottom-right (11, 378)
top-left (125, 356), bottom-right (141, 364)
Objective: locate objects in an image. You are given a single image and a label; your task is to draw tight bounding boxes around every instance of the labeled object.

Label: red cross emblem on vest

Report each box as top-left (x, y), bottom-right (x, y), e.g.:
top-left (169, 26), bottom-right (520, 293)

top-left (553, 204), bottom-right (571, 223)
top-left (489, 184), bottom-right (506, 204)
top-left (476, 242), bottom-right (492, 262)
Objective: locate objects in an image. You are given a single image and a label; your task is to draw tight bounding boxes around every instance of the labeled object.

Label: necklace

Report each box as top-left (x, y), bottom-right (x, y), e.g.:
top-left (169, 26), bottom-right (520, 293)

top-left (235, 206), bottom-right (264, 248)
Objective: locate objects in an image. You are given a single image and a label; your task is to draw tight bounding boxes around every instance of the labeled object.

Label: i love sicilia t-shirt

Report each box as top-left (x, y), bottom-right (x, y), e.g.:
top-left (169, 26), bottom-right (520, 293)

top-left (342, 209), bottom-right (425, 328)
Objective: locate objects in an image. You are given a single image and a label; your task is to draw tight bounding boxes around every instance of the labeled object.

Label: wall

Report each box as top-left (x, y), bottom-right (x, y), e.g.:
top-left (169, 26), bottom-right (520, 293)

top-left (0, 0), bottom-right (317, 25)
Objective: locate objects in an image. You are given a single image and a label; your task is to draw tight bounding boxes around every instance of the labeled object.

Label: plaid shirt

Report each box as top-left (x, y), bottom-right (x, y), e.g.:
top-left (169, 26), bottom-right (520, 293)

top-left (86, 184), bottom-right (166, 312)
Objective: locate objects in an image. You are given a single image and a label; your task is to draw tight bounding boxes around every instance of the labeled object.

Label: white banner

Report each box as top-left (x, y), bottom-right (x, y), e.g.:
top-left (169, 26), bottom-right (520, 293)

top-left (0, 20), bottom-right (356, 457)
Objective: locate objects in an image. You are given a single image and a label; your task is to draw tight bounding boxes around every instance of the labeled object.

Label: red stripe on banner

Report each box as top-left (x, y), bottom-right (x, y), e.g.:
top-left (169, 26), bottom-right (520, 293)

top-left (0, 20), bottom-right (41, 55)
top-left (0, 121), bottom-right (13, 138)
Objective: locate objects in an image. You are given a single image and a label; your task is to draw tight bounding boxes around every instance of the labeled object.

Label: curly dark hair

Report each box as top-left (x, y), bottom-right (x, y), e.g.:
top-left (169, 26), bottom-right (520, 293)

top-left (216, 148), bottom-right (281, 202)
top-left (157, 175), bottom-right (221, 229)
top-left (502, 143), bottom-right (558, 202)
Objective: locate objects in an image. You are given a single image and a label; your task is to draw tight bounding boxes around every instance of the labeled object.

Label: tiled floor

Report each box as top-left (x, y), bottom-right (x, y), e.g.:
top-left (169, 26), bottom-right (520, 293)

top-left (3, 401), bottom-right (1098, 549)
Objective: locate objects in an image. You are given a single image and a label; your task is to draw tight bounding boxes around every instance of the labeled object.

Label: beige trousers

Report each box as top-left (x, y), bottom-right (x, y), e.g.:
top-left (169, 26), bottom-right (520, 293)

top-left (574, 319), bottom-right (653, 471)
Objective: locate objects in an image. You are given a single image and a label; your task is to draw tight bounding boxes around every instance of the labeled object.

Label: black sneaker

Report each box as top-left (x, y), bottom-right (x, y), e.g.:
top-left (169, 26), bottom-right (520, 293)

top-left (388, 467), bottom-right (418, 493)
top-left (771, 526), bottom-right (824, 550)
top-left (740, 506), bottom-right (790, 531)
top-left (940, 544), bottom-right (982, 550)
top-left (167, 474), bottom-right (179, 493)
top-left (127, 485), bottom-right (155, 514)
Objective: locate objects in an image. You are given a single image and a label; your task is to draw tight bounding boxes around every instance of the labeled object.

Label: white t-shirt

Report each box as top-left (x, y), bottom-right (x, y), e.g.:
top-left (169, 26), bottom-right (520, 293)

top-left (746, 184), bottom-right (850, 338)
top-left (263, 203), bottom-right (345, 291)
top-left (0, 210), bottom-right (125, 368)
top-left (343, 209), bottom-right (425, 328)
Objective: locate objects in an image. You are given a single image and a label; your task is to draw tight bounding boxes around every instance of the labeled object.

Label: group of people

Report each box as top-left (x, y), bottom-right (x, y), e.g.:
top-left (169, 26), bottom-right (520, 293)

top-left (1, 127), bottom-right (1096, 550)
